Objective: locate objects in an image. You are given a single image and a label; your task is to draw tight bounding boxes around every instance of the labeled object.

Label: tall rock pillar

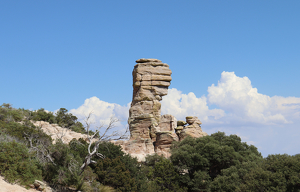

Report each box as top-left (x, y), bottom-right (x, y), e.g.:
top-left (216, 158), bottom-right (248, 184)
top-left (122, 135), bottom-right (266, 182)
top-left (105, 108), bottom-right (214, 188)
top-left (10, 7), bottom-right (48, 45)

top-left (128, 58), bottom-right (172, 141)
top-left (113, 58), bottom-right (207, 161)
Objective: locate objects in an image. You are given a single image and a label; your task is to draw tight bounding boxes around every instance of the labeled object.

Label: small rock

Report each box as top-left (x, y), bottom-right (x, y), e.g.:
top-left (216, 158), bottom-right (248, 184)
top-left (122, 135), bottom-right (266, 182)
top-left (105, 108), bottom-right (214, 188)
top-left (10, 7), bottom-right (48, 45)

top-left (177, 120), bottom-right (187, 126)
top-left (186, 116), bottom-right (202, 125)
top-left (34, 180), bottom-right (53, 192)
top-left (175, 126), bottom-right (184, 130)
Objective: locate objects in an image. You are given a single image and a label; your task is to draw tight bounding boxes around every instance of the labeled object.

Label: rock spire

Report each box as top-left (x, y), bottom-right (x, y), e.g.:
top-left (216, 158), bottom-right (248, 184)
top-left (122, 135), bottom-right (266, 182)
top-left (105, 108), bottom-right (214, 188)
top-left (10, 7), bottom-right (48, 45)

top-left (114, 58), bottom-right (207, 161)
top-left (128, 58), bottom-right (172, 140)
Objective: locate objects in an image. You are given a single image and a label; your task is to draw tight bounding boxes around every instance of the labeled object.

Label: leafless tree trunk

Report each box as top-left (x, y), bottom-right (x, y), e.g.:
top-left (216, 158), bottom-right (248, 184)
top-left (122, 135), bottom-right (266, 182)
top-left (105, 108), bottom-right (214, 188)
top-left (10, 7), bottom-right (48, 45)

top-left (25, 111), bottom-right (129, 175)
top-left (80, 113), bottom-right (129, 174)
top-left (24, 132), bottom-right (56, 165)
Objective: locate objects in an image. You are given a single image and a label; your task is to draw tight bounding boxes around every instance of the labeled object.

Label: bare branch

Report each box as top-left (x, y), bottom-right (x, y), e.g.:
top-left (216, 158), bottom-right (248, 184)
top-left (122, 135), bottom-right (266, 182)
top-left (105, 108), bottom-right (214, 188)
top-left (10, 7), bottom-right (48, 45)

top-left (24, 132), bottom-right (56, 166)
top-left (79, 113), bottom-right (128, 175)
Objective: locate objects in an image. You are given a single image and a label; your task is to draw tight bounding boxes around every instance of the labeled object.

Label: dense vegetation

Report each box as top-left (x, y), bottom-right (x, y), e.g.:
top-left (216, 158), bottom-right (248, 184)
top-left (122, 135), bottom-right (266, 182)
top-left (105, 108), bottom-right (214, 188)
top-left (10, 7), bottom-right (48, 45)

top-left (0, 103), bottom-right (299, 191)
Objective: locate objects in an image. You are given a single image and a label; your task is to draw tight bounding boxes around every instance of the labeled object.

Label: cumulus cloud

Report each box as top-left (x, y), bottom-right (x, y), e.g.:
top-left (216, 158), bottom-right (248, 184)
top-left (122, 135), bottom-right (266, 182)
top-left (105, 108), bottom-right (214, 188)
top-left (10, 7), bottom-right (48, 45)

top-left (207, 72), bottom-right (300, 125)
top-left (69, 96), bottom-right (130, 129)
top-left (161, 72), bottom-right (300, 127)
top-left (161, 88), bottom-right (225, 122)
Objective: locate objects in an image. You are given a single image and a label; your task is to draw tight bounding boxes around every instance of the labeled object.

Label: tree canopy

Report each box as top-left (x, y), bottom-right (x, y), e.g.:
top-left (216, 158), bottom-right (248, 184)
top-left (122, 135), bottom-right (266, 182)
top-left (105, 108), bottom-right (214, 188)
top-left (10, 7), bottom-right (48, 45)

top-left (170, 132), bottom-right (263, 191)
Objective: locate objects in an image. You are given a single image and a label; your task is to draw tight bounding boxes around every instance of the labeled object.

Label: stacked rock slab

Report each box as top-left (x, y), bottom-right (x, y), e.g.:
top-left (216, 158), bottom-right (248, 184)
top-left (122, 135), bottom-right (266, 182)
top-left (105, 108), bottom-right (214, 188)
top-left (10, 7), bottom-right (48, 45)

top-left (114, 58), bottom-right (208, 161)
top-left (124, 59), bottom-right (173, 158)
top-left (155, 114), bottom-right (179, 158)
top-left (128, 58), bottom-right (172, 141)
top-left (177, 116), bottom-right (208, 140)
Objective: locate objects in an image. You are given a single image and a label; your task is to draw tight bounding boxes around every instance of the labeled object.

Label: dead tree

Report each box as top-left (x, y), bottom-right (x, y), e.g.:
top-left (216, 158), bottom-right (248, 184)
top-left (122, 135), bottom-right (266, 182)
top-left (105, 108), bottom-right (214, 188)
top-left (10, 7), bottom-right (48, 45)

top-left (25, 111), bottom-right (128, 175)
top-left (24, 131), bottom-right (56, 166)
top-left (80, 113), bottom-right (129, 174)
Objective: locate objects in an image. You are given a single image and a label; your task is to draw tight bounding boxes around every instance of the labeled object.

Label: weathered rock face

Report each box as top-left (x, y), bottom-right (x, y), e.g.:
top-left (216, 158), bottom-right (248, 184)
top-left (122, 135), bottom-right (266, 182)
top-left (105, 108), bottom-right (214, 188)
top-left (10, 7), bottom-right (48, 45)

top-left (32, 121), bottom-right (97, 144)
top-left (128, 58), bottom-right (172, 141)
top-left (155, 131), bottom-right (179, 158)
top-left (120, 59), bottom-right (173, 160)
top-left (177, 116), bottom-right (208, 140)
top-left (159, 114), bottom-right (177, 132)
top-left (117, 59), bottom-right (208, 161)
top-left (154, 114), bottom-right (178, 157)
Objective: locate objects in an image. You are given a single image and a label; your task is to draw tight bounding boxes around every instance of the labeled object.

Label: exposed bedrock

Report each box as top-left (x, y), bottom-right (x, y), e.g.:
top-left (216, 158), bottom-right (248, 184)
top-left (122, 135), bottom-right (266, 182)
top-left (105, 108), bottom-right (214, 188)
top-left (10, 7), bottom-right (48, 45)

top-left (128, 58), bottom-right (172, 139)
top-left (177, 116), bottom-right (208, 140)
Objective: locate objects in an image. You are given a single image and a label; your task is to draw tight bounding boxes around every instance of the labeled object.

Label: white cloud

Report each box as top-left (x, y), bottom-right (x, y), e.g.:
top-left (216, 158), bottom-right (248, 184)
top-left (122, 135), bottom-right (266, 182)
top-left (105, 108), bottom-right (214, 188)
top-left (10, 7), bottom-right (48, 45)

top-left (69, 96), bottom-right (130, 129)
top-left (161, 88), bottom-right (225, 122)
top-left (207, 71), bottom-right (300, 125)
top-left (161, 72), bottom-right (300, 127)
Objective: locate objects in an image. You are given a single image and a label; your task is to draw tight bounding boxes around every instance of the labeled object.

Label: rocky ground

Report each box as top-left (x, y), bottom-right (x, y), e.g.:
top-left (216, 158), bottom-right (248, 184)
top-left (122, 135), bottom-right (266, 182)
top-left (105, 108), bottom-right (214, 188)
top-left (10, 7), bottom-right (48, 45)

top-left (0, 176), bottom-right (38, 192)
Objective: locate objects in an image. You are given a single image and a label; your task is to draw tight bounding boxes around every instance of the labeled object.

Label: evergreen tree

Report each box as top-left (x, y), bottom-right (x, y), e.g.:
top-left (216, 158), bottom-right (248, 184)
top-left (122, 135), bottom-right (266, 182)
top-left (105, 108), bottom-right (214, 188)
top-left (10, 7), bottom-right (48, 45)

top-left (170, 132), bottom-right (262, 191)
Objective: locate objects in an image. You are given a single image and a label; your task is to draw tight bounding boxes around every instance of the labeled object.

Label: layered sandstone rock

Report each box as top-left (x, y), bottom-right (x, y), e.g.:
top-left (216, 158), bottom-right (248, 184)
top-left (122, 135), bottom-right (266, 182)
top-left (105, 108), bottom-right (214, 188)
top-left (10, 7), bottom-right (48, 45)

top-left (155, 114), bottom-right (178, 157)
top-left (128, 58), bottom-right (172, 139)
top-left (120, 59), bottom-right (173, 160)
top-left (116, 59), bottom-right (208, 161)
top-left (178, 116), bottom-right (208, 140)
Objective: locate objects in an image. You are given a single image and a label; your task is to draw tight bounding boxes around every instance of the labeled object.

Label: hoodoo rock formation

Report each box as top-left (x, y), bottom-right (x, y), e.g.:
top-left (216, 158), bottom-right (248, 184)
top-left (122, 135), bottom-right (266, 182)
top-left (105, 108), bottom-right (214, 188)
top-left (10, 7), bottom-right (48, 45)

top-left (177, 116), bottom-right (208, 140)
top-left (114, 59), bottom-right (207, 161)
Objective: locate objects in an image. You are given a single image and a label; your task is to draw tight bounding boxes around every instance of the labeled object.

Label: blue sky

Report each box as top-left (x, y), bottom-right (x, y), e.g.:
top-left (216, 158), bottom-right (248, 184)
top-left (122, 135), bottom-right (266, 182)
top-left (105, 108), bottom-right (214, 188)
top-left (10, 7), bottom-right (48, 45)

top-left (1, 1), bottom-right (300, 157)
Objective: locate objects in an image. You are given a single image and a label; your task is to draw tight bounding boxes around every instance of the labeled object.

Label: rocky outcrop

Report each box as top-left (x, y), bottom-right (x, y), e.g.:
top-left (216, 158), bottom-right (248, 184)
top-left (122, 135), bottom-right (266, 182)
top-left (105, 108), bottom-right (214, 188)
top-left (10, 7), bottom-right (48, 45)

top-left (154, 114), bottom-right (178, 157)
top-left (128, 58), bottom-right (172, 141)
top-left (118, 59), bottom-right (173, 160)
top-left (177, 116), bottom-right (208, 140)
top-left (32, 121), bottom-right (97, 144)
top-left (117, 59), bottom-right (208, 161)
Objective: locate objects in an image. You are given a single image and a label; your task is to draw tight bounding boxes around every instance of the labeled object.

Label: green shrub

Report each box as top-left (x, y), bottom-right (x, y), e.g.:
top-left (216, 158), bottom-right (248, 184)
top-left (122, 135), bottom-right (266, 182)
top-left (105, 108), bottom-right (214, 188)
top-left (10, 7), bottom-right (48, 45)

top-left (0, 120), bottom-right (52, 145)
top-left (69, 138), bottom-right (88, 161)
top-left (96, 142), bottom-right (125, 159)
top-left (81, 180), bottom-right (116, 192)
top-left (55, 108), bottom-right (85, 133)
top-left (69, 121), bottom-right (85, 134)
top-left (170, 132), bottom-right (262, 191)
top-left (0, 141), bottom-right (42, 186)
top-left (264, 154), bottom-right (300, 191)
top-left (141, 154), bottom-right (186, 192)
top-left (43, 140), bottom-right (82, 188)
top-left (95, 157), bottom-right (137, 192)
top-left (0, 104), bottom-right (23, 122)
top-left (95, 142), bottom-right (145, 185)
top-left (31, 108), bottom-right (56, 124)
